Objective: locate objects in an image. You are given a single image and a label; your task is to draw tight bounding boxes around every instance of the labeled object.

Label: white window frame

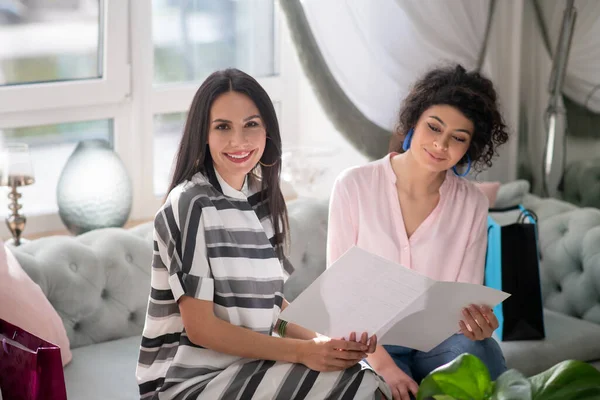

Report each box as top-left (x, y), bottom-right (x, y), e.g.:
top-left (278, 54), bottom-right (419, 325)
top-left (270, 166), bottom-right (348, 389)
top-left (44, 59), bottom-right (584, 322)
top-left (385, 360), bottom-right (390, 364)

top-left (0, 0), bottom-right (299, 239)
top-left (0, 0), bottom-right (130, 113)
top-left (131, 0), bottom-right (299, 218)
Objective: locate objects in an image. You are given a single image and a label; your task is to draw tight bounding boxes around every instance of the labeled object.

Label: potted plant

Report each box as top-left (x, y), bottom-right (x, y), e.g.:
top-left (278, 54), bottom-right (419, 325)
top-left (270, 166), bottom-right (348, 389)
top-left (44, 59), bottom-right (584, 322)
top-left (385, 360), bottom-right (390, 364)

top-left (417, 353), bottom-right (600, 400)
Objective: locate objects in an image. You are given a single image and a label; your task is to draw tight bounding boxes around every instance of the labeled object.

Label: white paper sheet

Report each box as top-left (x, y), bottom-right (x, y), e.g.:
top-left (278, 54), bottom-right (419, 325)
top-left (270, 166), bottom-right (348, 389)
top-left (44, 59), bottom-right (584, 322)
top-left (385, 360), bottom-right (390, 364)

top-left (279, 247), bottom-right (510, 352)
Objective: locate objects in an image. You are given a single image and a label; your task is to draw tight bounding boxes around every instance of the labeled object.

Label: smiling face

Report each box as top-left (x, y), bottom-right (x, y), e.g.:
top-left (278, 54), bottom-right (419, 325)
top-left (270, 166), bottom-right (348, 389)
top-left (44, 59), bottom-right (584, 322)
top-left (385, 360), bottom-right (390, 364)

top-left (207, 91), bottom-right (267, 190)
top-left (409, 105), bottom-right (474, 173)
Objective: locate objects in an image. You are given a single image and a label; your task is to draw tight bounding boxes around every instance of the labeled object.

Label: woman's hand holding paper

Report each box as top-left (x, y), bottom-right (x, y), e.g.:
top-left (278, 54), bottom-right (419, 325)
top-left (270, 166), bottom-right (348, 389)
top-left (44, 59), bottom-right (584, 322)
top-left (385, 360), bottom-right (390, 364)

top-left (459, 304), bottom-right (500, 341)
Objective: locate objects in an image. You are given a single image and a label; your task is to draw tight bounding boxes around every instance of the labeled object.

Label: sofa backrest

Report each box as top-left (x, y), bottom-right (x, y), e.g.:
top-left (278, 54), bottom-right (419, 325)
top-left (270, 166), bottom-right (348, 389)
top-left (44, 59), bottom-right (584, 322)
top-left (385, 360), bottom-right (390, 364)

top-left (284, 198), bottom-right (330, 302)
top-left (8, 199), bottom-right (329, 347)
top-left (11, 196), bottom-right (600, 348)
top-left (537, 208), bottom-right (600, 325)
top-left (500, 181), bottom-right (600, 325)
top-left (284, 197), bottom-right (600, 328)
top-left (10, 226), bottom-right (153, 349)
top-left (562, 158), bottom-right (600, 209)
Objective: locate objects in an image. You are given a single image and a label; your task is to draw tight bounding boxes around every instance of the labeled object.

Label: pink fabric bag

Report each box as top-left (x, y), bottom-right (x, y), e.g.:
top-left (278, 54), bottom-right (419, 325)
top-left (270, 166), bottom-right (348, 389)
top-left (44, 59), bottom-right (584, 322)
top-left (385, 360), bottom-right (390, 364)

top-left (0, 319), bottom-right (67, 400)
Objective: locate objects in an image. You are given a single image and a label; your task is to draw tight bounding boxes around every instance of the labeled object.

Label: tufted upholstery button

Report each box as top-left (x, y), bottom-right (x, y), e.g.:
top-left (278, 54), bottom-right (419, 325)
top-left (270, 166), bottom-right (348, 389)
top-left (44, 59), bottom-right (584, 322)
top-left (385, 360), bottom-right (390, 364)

top-left (6, 223), bottom-right (156, 350)
top-left (301, 253), bottom-right (308, 264)
top-left (538, 209), bottom-right (600, 324)
top-left (562, 158), bottom-right (600, 208)
top-left (129, 312), bottom-right (136, 322)
top-left (126, 254), bottom-right (133, 263)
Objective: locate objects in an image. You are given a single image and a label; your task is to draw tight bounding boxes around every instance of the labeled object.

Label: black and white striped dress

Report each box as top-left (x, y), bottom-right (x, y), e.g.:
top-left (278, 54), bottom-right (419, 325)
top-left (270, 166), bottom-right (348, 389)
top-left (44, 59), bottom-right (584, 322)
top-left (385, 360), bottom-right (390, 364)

top-left (136, 169), bottom-right (391, 400)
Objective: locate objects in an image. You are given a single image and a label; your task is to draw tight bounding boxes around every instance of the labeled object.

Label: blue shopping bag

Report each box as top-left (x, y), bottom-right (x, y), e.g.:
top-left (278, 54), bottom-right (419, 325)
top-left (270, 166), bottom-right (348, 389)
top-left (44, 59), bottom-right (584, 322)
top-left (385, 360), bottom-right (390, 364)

top-left (485, 205), bottom-right (545, 341)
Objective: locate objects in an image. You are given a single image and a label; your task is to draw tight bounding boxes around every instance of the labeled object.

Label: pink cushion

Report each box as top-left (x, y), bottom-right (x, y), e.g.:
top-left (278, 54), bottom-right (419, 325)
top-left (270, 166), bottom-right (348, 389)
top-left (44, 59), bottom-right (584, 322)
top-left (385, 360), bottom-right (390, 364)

top-left (474, 181), bottom-right (501, 207)
top-left (0, 240), bottom-right (72, 366)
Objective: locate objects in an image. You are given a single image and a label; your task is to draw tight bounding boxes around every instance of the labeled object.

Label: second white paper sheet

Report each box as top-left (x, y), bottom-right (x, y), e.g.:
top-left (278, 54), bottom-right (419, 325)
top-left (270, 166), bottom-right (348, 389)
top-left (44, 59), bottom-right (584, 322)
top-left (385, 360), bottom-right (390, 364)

top-left (378, 281), bottom-right (510, 351)
top-left (279, 247), bottom-right (510, 352)
top-left (279, 247), bottom-right (435, 340)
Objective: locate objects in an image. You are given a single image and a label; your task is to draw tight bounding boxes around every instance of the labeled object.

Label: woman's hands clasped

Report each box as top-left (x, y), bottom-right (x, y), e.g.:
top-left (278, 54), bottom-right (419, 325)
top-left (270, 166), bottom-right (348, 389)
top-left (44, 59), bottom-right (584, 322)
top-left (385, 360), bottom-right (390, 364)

top-left (298, 331), bottom-right (376, 372)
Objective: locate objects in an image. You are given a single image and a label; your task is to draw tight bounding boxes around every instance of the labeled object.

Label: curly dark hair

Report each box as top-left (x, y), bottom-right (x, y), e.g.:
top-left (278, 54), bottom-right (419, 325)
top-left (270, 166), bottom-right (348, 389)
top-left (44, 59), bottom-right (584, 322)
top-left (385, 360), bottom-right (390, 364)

top-left (390, 64), bottom-right (509, 172)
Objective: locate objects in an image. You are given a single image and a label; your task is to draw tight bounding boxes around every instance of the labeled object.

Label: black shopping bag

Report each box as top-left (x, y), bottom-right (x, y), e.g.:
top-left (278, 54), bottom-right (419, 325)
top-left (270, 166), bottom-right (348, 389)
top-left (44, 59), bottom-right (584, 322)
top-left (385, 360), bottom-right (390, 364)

top-left (485, 205), bottom-right (545, 341)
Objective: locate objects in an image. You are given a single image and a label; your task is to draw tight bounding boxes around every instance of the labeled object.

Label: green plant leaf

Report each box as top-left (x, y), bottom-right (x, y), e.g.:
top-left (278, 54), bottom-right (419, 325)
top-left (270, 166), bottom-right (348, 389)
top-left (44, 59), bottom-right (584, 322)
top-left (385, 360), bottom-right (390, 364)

top-left (433, 395), bottom-right (458, 400)
top-left (417, 353), bottom-right (493, 400)
top-left (491, 369), bottom-right (532, 400)
top-left (530, 360), bottom-right (600, 400)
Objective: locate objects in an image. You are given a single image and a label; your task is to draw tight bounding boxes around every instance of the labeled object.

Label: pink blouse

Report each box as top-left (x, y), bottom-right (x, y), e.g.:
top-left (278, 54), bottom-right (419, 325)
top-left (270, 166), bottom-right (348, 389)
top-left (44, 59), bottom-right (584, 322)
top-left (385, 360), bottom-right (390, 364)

top-left (326, 153), bottom-right (489, 284)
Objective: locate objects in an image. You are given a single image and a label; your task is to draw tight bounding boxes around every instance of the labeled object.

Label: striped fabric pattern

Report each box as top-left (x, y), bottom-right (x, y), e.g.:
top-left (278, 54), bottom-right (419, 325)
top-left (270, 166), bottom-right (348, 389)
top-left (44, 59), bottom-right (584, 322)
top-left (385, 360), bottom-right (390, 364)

top-left (136, 169), bottom-right (390, 399)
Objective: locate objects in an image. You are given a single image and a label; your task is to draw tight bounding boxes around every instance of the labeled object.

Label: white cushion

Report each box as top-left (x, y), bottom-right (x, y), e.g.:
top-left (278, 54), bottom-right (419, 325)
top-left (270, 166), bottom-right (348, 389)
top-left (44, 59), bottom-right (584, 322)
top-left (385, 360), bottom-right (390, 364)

top-left (498, 309), bottom-right (600, 376)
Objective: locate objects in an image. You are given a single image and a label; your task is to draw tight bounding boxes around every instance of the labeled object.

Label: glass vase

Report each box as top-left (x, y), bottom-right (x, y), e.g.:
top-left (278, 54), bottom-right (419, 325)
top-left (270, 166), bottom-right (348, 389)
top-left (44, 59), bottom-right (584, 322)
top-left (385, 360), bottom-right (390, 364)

top-left (56, 139), bottom-right (132, 235)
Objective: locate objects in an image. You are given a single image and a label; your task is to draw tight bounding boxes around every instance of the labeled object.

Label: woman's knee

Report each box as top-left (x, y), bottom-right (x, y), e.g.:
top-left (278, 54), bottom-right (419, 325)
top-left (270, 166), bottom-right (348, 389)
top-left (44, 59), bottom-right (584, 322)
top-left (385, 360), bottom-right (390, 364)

top-left (413, 335), bottom-right (506, 381)
top-left (448, 336), bottom-right (506, 379)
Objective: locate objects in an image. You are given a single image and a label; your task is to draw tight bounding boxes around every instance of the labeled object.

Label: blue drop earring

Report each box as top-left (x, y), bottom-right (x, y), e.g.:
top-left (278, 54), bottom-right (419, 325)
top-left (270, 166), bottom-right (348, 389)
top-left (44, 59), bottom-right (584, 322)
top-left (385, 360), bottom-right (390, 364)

top-left (453, 154), bottom-right (472, 177)
top-left (402, 128), bottom-right (414, 152)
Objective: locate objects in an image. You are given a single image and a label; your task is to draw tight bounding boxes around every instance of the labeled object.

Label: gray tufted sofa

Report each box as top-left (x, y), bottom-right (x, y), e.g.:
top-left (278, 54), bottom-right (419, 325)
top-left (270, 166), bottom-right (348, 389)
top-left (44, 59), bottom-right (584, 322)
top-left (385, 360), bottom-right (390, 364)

top-left (561, 157), bottom-right (600, 209)
top-left (288, 192), bottom-right (600, 377)
top-left (8, 188), bottom-right (600, 399)
top-left (492, 182), bottom-right (600, 376)
top-left (9, 225), bottom-right (154, 399)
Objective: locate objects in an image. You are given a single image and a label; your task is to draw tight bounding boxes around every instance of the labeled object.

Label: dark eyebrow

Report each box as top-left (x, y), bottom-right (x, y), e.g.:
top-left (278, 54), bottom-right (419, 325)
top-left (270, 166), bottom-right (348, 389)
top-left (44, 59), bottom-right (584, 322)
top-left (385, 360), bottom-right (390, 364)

top-left (428, 115), bottom-right (472, 135)
top-left (243, 114), bottom-right (261, 122)
top-left (212, 115), bottom-right (261, 124)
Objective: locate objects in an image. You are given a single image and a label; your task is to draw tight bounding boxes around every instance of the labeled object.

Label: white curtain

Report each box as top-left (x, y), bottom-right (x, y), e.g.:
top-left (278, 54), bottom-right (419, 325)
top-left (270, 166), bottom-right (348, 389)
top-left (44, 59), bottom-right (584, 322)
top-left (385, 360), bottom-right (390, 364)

top-left (521, 0), bottom-right (600, 195)
top-left (301, 0), bottom-right (523, 182)
top-left (541, 0), bottom-right (600, 112)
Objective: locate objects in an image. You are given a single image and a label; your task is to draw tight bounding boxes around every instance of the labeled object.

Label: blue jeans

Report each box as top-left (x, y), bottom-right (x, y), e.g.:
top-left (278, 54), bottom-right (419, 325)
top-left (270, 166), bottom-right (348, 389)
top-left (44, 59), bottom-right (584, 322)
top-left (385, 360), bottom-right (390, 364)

top-left (383, 334), bottom-right (507, 384)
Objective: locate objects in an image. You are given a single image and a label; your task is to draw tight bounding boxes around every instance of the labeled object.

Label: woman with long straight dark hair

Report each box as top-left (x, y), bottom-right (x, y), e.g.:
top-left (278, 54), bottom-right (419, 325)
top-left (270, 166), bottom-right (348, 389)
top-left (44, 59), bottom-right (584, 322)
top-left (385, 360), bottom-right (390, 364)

top-left (136, 69), bottom-right (391, 400)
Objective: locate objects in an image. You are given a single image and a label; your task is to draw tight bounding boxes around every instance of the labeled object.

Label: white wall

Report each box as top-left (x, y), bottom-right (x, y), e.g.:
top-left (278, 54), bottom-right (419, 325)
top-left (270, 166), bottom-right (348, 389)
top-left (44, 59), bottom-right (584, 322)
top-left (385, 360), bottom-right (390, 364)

top-left (479, 0), bottom-right (524, 184)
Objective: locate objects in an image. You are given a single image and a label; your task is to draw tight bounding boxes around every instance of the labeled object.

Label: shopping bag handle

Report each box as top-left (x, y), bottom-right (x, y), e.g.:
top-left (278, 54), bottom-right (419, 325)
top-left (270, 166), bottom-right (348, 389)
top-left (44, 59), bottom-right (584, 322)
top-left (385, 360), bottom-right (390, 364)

top-left (1, 337), bottom-right (8, 355)
top-left (489, 205), bottom-right (538, 224)
top-left (489, 205), bottom-right (522, 212)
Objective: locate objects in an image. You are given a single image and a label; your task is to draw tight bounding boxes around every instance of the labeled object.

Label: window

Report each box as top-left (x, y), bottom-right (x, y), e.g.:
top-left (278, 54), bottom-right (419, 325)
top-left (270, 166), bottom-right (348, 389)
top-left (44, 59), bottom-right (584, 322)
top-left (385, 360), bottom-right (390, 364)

top-left (152, 0), bottom-right (276, 85)
top-left (153, 112), bottom-right (186, 195)
top-left (0, 0), bottom-right (128, 113)
top-left (149, 0), bottom-right (289, 202)
top-left (0, 119), bottom-right (113, 216)
top-left (0, 3), bottom-right (101, 86)
top-left (0, 0), bottom-right (297, 238)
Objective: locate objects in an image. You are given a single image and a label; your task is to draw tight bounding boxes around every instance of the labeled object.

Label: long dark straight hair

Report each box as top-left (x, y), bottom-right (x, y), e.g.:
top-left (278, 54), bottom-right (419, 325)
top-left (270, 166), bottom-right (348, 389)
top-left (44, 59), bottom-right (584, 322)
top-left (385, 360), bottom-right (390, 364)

top-left (166, 68), bottom-right (288, 257)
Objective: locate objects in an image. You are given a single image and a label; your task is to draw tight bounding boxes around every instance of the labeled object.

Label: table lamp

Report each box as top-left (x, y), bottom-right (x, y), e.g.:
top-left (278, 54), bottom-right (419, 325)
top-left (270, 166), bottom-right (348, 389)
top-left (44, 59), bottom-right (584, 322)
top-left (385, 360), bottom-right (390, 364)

top-left (0, 143), bottom-right (35, 246)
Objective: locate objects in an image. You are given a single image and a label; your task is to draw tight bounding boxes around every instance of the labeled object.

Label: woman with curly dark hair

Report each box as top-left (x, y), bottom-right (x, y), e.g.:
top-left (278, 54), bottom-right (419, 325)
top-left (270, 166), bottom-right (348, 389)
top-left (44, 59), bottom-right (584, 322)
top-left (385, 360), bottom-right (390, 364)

top-left (326, 64), bottom-right (509, 400)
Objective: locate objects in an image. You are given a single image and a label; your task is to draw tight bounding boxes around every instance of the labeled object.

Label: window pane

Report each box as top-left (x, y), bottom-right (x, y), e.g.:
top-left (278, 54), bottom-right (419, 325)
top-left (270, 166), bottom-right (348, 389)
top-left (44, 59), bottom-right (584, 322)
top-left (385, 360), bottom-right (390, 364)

top-left (154, 112), bottom-right (186, 196)
top-left (154, 103), bottom-right (281, 195)
top-left (0, 2), bottom-right (101, 86)
top-left (153, 0), bottom-right (275, 85)
top-left (0, 120), bottom-right (113, 216)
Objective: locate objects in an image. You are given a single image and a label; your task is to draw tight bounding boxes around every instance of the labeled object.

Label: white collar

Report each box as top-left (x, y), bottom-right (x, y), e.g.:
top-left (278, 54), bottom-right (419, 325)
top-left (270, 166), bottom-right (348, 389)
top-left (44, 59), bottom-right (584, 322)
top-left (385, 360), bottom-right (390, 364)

top-left (214, 168), bottom-right (250, 200)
